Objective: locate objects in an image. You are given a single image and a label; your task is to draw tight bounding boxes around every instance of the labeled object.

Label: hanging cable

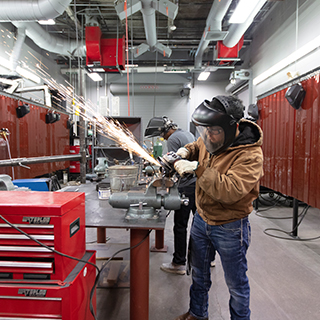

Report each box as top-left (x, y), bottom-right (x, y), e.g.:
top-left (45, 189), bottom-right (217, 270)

top-left (130, 3), bottom-right (135, 115)
top-left (124, 0), bottom-right (130, 116)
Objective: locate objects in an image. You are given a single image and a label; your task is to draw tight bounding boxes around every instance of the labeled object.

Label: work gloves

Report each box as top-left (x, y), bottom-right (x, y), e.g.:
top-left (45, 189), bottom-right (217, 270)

top-left (176, 147), bottom-right (190, 158)
top-left (174, 160), bottom-right (198, 176)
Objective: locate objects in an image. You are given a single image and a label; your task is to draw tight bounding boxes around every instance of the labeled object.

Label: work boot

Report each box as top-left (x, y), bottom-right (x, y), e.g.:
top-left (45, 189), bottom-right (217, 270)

top-left (174, 312), bottom-right (208, 320)
top-left (160, 262), bottom-right (186, 275)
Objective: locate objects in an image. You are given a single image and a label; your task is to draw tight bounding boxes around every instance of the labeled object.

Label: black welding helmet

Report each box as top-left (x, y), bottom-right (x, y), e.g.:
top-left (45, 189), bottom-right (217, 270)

top-left (191, 95), bottom-right (244, 155)
top-left (144, 116), bottom-right (177, 138)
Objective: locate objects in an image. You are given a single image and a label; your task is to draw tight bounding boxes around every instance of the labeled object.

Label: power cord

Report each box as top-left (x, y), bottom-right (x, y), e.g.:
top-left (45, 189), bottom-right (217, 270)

top-left (0, 213), bottom-right (151, 320)
top-left (256, 201), bottom-right (320, 241)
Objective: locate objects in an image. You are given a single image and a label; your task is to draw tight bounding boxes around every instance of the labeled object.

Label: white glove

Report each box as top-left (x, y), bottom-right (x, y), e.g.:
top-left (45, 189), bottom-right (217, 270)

top-left (176, 147), bottom-right (190, 159)
top-left (174, 160), bottom-right (198, 176)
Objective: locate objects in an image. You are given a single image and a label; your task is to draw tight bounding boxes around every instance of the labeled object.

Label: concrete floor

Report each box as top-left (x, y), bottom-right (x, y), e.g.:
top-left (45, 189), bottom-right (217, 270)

top-left (86, 195), bottom-right (320, 320)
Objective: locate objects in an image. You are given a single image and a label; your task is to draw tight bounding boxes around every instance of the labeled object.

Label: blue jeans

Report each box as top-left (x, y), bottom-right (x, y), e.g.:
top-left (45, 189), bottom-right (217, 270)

top-left (188, 212), bottom-right (251, 320)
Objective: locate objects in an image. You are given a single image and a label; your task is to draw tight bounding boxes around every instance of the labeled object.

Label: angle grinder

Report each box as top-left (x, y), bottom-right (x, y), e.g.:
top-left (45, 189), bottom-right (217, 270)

top-left (157, 151), bottom-right (181, 177)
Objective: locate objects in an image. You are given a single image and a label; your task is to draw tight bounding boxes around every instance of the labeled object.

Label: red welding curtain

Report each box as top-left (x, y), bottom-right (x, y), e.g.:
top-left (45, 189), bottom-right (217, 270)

top-left (0, 94), bottom-right (70, 179)
top-left (257, 74), bottom-right (320, 209)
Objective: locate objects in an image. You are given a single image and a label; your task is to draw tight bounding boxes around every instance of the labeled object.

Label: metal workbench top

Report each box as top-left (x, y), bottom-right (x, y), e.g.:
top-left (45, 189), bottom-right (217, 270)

top-left (60, 182), bottom-right (166, 230)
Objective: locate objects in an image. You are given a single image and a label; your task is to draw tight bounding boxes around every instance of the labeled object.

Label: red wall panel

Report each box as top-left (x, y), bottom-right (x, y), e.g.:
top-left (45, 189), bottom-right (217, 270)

top-left (0, 93), bottom-right (70, 179)
top-left (257, 74), bottom-right (320, 208)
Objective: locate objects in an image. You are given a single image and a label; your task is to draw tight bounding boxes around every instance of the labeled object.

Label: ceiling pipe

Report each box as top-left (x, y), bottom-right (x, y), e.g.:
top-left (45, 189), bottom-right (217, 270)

top-left (1, 0), bottom-right (85, 72)
top-left (223, 0), bottom-right (267, 48)
top-left (194, 0), bottom-right (233, 70)
top-left (0, 0), bottom-right (72, 21)
top-left (116, 0), bottom-right (178, 58)
top-left (12, 21), bottom-right (86, 57)
top-left (10, 26), bottom-right (26, 71)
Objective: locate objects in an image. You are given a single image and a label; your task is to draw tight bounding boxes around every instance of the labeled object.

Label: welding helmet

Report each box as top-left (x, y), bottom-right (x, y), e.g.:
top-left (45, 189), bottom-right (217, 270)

top-left (144, 116), bottom-right (177, 138)
top-left (191, 95), bottom-right (244, 155)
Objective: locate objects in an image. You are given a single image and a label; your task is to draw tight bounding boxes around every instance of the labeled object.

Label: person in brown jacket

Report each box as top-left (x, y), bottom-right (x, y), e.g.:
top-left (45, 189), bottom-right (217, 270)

top-left (173, 95), bottom-right (264, 320)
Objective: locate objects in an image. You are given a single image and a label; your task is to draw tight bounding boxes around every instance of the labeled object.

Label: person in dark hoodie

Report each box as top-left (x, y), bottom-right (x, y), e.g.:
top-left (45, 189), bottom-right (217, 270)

top-left (172, 95), bottom-right (264, 320)
top-left (145, 116), bottom-right (197, 275)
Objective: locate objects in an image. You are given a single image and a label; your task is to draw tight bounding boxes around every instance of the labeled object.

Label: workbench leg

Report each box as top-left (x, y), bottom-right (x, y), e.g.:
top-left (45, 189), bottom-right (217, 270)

top-left (130, 229), bottom-right (150, 320)
top-left (150, 229), bottom-right (168, 252)
top-left (97, 227), bottom-right (106, 243)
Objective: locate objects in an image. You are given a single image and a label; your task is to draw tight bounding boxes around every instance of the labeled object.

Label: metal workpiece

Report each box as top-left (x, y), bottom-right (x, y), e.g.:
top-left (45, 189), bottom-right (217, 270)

top-left (0, 154), bottom-right (85, 167)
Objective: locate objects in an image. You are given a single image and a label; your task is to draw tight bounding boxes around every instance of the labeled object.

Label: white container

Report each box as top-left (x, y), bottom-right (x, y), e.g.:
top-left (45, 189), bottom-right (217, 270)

top-left (98, 187), bottom-right (111, 200)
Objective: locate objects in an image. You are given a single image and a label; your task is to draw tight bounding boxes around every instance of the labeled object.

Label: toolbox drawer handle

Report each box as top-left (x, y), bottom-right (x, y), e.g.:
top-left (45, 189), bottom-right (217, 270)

top-left (0, 317), bottom-right (61, 320)
top-left (0, 234), bottom-right (54, 240)
top-left (0, 261), bottom-right (52, 268)
top-left (0, 246), bottom-right (54, 252)
top-left (0, 223), bottom-right (54, 229)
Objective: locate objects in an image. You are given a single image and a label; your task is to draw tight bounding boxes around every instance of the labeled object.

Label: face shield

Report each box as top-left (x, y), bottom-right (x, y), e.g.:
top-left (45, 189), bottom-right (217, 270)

top-left (144, 116), bottom-right (177, 138)
top-left (192, 100), bottom-right (238, 155)
top-left (196, 125), bottom-right (226, 154)
top-left (144, 117), bottom-right (165, 138)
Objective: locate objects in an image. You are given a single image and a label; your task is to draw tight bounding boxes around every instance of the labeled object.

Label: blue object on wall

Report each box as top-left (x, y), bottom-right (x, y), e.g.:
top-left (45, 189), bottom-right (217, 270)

top-left (12, 179), bottom-right (51, 191)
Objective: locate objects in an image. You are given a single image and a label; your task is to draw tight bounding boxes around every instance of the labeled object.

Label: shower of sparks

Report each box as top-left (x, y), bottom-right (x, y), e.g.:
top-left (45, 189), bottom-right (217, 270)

top-left (31, 61), bottom-right (159, 166)
top-left (0, 30), bottom-right (159, 167)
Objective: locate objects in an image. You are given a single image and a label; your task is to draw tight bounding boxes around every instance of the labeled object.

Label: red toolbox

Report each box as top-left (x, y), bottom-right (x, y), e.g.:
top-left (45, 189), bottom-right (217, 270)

top-left (0, 191), bottom-right (86, 281)
top-left (0, 251), bottom-right (96, 320)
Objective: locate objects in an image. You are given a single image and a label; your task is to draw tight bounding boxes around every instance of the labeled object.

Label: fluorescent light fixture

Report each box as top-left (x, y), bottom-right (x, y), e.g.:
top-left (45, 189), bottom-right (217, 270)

top-left (91, 68), bottom-right (105, 72)
top-left (16, 66), bottom-right (41, 83)
top-left (163, 68), bottom-right (189, 73)
top-left (230, 0), bottom-right (267, 24)
top-left (163, 70), bottom-right (188, 74)
top-left (87, 72), bottom-right (103, 82)
top-left (198, 71), bottom-right (210, 81)
top-left (253, 34), bottom-right (320, 85)
top-left (38, 19), bottom-right (56, 25)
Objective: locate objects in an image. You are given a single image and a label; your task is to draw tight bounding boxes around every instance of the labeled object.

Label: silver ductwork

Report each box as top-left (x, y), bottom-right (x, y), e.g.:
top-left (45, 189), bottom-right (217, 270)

top-left (116, 0), bottom-right (178, 58)
top-left (194, 0), bottom-right (233, 69)
top-left (195, 0), bottom-right (267, 70)
top-left (0, 0), bottom-right (85, 72)
top-left (0, 0), bottom-right (72, 21)
top-left (223, 0), bottom-right (267, 48)
top-left (12, 21), bottom-right (86, 57)
top-left (10, 26), bottom-right (26, 71)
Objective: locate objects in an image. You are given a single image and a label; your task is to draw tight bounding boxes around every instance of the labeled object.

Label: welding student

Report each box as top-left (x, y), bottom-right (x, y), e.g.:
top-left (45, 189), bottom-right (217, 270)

top-left (144, 116), bottom-right (197, 275)
top-left (172, 96), bottom-right (264, 320)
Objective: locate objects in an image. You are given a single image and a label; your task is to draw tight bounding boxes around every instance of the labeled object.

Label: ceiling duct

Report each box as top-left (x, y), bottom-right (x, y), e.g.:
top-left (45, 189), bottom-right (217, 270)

top-left (223, 0), bottom-right (267, 48)
top-left (116, 0), bottom-right (178, 58)
top-left (0, 0), bottom-right (72, 21)
top-left (12, 21), bottom-right (86, 57)
top-left (195, 0), bottom-right (268, 70)
top-left (10, 26), bottom-right (26, 71)
top-left (194, 0), bottom-right (233, 69)
top-left (1, 0), bottom-right (85, 72)
top-left (110, 83), bottom-right (185, 95)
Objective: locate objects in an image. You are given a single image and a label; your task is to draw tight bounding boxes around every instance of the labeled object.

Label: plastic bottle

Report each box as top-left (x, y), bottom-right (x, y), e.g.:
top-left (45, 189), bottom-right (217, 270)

top-left (153, 137), bottom-right (163, 159)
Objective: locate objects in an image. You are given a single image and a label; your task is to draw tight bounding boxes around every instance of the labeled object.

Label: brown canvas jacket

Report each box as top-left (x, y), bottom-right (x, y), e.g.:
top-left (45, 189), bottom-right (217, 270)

top-left (184, 119), bottom-right (264, 225)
